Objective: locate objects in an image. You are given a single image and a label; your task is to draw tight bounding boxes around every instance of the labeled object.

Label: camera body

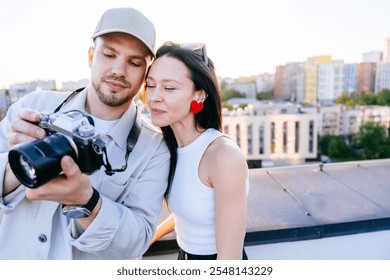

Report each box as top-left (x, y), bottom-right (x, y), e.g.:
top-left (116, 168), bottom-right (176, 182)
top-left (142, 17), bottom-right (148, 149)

top-left (8, 110), bottom-right (105, 188)
top-left (38, 110), bottom-right (105, 174)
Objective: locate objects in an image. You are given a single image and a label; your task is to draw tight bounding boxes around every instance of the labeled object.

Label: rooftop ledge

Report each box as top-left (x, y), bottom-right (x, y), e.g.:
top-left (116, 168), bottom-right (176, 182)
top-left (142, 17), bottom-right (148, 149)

top-left (146, 158), bottom-right (390, 257)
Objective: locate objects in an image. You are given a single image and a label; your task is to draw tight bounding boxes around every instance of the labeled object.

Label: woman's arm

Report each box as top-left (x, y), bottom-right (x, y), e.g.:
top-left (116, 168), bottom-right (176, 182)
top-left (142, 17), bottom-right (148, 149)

top-left (150, 213), bottom-right (175, 245)
top-left (203, 137), bottom-right (248, 260)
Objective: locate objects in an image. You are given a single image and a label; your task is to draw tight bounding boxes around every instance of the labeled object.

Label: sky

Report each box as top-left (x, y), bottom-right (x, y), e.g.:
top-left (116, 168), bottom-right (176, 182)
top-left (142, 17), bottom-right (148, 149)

top-left (1, 0), bottom-right (390, 88)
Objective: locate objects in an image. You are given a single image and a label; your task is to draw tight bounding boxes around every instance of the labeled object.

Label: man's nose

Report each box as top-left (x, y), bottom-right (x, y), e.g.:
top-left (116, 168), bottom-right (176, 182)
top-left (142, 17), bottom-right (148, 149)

top-left (111, 60), bottom-right (126, 77)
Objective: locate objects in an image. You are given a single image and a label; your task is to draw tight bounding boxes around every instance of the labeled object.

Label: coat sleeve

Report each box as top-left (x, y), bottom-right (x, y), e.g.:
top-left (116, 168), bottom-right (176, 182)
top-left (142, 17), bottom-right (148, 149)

top-left (0, 90), bottom-right (69, 211)
top-left (0, 96), bottom-right (27, 211)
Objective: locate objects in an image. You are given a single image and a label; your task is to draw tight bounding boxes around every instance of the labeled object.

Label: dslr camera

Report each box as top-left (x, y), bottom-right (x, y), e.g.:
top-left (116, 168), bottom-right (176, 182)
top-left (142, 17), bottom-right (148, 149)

top-left (8, 110), bottom-right (106, 188)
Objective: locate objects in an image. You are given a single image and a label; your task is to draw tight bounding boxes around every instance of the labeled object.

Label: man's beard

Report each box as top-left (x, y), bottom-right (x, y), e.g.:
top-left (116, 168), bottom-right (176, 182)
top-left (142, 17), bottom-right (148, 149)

top-left (92, 80), bottom-right (133, 107)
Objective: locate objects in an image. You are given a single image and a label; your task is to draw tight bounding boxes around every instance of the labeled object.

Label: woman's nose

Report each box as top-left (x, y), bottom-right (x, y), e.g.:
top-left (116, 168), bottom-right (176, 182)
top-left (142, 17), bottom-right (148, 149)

top-left (148, 86), bottom-right (163, 102)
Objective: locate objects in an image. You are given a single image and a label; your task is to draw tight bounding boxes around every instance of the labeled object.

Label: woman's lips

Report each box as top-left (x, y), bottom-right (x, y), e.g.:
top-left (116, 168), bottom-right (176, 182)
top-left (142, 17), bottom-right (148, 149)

top-left (150, 107), bottom-right (165, 115)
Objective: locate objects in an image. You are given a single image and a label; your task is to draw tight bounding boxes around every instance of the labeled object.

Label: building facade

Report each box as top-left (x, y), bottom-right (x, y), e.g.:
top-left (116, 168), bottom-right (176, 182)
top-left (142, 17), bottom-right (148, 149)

top-left (256, 73), bottom-right (274, 93)
top-left (358, 62), bottom-right (376, 95)
top-left (342, 63), bottom-right (359, 95)
top-left (375, 62), bottom-right (390, 93)
top-left (223, 102), bottom-right (317, 167)
top-left (317, 61), bottom-right (344, 103)
top-left (305, 56), bottom-right (333, 103)
top-left (274, 62), bottom-right (305, 103)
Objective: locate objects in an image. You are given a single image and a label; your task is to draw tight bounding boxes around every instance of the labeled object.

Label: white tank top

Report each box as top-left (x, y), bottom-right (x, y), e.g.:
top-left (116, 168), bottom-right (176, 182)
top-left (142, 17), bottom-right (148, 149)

top-left (168, 128), bottom-right (249, 255)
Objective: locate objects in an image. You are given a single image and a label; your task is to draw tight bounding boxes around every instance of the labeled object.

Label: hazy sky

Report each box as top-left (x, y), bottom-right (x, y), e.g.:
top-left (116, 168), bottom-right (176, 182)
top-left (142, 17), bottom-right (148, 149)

top-left (1, 0), bottom-right (390, 87)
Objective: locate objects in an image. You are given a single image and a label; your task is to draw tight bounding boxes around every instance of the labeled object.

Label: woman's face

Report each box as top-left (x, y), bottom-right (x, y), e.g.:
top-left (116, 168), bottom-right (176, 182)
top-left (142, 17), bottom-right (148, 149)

top-left (146, 55), bottom-right (200, 128)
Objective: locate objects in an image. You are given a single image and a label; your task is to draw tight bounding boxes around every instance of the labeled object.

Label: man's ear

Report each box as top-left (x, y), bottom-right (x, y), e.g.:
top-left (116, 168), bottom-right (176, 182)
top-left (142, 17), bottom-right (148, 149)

top-left (88, 46), bottom-right (94, 67)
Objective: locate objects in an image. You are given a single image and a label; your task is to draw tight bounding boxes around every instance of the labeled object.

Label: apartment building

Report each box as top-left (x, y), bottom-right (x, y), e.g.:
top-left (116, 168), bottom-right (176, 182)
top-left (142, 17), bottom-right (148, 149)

top-left (305, 56), bottom-right (333, 103)
top-left (342, 63), bottom-right (358, 95)
top-left (223, 101), bottom-right (390, 167)
top-left (224, 80), bottom-right (257, 100)
top-left (274, 62), bottom-right (305, 102)
top-left (358, 62), bottom-right (376, 94)
top-left (375, 62), bottom-right (390, 93)
top-left (317, 61), bottom-right (344, 103)
top-left (256, 73), bottom-right (274, 93)
top-left (223, 101), bottom-right (317, 167)
top-left (8, 80), bottom-right (56, 103)
top-left (302, 104), bottom-right (390, 136)
top-left (61, 79), bottom-right (89, 92)
top-left (383, 38), bottom-right (390, 62)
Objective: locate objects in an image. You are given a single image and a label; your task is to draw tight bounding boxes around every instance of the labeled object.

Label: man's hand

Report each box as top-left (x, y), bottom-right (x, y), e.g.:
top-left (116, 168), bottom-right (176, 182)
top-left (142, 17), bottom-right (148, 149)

top-left (25, 156), bottom-right (92, 206)
top-left (25, 156), bottom-right (101, 228)
top-left (3, 108), bottom-right (46, 196)
top-left (8, 108), bottom-right (46, 149)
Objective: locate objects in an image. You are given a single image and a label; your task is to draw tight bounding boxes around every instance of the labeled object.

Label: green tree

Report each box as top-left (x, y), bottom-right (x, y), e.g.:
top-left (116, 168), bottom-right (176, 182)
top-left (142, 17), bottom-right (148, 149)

top-left (336, 92), bottom-right (351, 105)
top-left (359, 92), bottom-right (377, 105)
top-left (345, 99), bottom-right (357, 107)
top-left (377, 89), bottom-right (390, 106)
top-left (318, 134), bottom-right (333, 155)
top-left (327, 136), bottom-right (354, 159)
top-left (221, 88), bottom-right (246, 102)
top-left (256, 91), bottom-right (273, 100)
top-left (220, 81), bottom-right (246, 102)
top-left (354, 122), bottom-right (390, 159)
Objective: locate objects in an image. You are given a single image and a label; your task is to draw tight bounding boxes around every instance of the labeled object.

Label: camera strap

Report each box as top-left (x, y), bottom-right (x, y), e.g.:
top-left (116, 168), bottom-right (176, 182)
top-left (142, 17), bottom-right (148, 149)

top-left (102, 107), bottom-right (142, 176)
top-left (53, 87), bottom-right (142, 175)
top-left (53, 87), bottom-right (85, 113)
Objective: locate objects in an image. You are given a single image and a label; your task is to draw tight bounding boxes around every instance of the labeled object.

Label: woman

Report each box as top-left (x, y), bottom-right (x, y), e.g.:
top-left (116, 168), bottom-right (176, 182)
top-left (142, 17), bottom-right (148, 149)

top-left (146, 42), bottom-right (249, 260)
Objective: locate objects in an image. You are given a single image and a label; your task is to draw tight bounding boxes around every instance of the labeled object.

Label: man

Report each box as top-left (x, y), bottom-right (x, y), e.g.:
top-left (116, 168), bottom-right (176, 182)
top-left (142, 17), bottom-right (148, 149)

top-left (0, 7), bottom-right (170, 259)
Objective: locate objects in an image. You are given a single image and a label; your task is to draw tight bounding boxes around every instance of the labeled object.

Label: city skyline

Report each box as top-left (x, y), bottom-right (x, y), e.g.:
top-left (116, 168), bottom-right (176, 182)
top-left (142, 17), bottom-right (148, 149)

top-left (1, 0), bottom-right (390, 87)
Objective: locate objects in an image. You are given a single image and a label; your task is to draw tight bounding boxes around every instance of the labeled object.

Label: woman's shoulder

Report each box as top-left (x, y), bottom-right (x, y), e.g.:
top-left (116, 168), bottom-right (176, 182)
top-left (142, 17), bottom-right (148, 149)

top-left (201, 132), bottom-right (248, 191)
top-left (205, 134), bottom-right (247, 169)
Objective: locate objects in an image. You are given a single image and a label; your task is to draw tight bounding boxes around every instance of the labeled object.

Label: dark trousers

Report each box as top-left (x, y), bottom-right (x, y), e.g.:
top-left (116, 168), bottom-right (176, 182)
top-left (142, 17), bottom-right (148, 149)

top-left (178, 247), bottom-right (248, 260)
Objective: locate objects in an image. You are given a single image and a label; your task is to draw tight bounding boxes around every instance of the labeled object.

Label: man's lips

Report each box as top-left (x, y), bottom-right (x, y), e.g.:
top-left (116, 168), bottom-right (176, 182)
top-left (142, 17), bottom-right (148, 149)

top-left (105, 80), bottom-right (127, 91)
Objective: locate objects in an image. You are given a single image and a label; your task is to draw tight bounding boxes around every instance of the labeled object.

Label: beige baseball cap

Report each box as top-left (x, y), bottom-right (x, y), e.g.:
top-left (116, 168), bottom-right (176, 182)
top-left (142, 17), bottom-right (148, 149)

top-left (91, 7), bottom-right (156, 56)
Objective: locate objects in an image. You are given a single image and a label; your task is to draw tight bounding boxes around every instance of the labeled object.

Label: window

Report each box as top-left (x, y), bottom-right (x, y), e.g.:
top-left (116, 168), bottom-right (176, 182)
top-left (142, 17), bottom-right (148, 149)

top-left (271, 122), bottom-right (275, 153)
top-left (309, 120), bottom-right (314, 153)
top-left (283, 121), bottom-right (288, 153)
top-left (247, 124), bottom-right (253, 155)
top-left (236, 124), bottom-right (241, 147)
top-left (259, 125), bottom-right (264, 154)
top-left (224, 125), bottom-right (229, 135)
top-left (295, 121), bottom-right (300, 153)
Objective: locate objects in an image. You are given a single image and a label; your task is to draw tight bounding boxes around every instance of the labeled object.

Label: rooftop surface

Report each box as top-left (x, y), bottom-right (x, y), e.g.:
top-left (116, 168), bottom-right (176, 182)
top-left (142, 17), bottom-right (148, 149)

top-left (247, 159), bottom-right (390, 232)
top-left (147, 158), bottom-right (390, 256)
top-left (2, 158), bottom-right (390, 256)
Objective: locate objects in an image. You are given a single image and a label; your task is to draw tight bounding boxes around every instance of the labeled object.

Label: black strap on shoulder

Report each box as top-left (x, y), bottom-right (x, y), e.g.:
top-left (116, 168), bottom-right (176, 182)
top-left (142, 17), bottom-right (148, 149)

top-left (51, 87), bottom-right (142, 175)
top-left (126, 107), bottom-right (142, 153)
top-left (53, 87), bottom-right (85, 113)
top-left (102, 107), bottom-right (142, 175)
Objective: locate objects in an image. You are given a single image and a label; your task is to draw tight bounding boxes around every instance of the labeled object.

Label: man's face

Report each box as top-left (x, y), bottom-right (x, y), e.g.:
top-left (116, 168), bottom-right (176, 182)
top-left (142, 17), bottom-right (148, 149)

top-left (89, 33), bottom-right (152, 108)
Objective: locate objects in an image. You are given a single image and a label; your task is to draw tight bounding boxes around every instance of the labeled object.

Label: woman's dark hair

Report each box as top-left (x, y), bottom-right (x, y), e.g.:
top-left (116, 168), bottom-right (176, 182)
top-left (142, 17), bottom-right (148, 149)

top-left (147, 41), bottom-right (223, 198)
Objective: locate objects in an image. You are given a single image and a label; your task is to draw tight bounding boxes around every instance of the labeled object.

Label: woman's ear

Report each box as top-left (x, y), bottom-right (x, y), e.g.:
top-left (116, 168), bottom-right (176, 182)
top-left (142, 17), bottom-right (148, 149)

top-left (197, 89), bottom-right (208, 102)
top-left (88, 46), bottom-right (94, 67)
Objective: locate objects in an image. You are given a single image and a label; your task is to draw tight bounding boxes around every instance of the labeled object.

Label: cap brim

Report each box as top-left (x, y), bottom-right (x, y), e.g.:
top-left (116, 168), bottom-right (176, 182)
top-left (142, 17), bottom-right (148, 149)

top-left (91, 29), bottom-right (155, 57)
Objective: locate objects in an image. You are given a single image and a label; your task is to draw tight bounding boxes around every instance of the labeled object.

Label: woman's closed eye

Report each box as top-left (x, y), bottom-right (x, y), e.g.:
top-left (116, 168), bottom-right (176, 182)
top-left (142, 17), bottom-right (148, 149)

top-left (145, 83), bottom-right (155, 88)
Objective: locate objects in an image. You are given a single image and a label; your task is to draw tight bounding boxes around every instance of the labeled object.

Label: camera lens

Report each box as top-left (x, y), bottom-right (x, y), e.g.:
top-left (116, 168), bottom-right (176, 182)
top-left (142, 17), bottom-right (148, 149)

top-left (8, 134), bottom-right (77, 188)
top-left (19, 155), bottom-right (37, 180)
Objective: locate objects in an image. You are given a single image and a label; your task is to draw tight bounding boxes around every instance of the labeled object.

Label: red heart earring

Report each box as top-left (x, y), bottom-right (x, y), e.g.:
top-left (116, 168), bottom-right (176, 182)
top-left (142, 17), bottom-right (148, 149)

top-left (191, 100), bottom-right (204, 114)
